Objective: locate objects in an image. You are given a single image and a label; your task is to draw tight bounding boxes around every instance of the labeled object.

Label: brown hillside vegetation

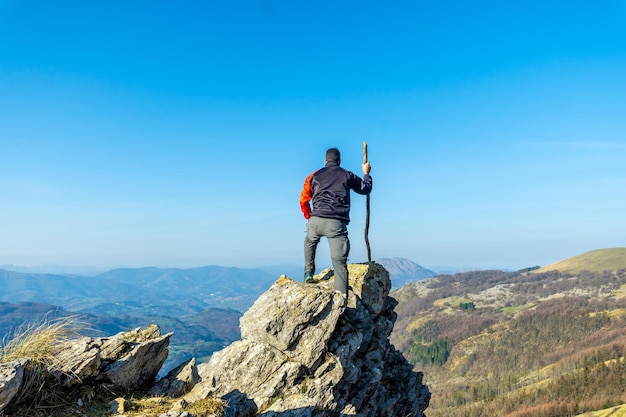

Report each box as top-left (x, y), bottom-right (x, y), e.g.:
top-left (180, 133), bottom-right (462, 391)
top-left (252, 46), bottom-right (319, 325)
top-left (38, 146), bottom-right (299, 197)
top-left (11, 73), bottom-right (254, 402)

top-left (535, 247), bottom-right (626, 274)
top-left (391, 248), bottom-right (626, 417)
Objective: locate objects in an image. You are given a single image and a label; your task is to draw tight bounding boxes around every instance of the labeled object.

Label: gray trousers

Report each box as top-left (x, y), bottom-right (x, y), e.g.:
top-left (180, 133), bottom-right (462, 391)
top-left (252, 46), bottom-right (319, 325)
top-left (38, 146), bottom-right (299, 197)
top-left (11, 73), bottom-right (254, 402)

top-left (304, 216), bottom-right (350, 295)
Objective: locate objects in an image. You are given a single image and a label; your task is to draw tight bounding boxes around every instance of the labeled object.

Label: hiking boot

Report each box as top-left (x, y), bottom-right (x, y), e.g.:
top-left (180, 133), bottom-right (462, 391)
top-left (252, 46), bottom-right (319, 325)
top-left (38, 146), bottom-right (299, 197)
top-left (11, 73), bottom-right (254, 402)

top-left (304, 273), bottom-right (316, 283)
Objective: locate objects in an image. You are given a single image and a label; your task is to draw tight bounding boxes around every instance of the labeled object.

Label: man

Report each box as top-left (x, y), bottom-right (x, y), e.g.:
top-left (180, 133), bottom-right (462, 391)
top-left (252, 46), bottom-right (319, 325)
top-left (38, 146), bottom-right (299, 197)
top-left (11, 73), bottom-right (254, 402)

top-left (299, 147), bottom-right (373, 297)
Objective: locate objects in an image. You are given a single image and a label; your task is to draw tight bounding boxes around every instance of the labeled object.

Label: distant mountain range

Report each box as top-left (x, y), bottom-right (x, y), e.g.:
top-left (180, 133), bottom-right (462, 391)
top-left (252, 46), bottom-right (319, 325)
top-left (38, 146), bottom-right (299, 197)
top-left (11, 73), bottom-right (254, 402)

top-left (0, 255), bottom-right (494, 377)
top-left (0, 258), bottom-right (437, 314)
top-left (0, 265), bottom-right (281, 315)
top-left (0, 264), bottom-right (107, 276)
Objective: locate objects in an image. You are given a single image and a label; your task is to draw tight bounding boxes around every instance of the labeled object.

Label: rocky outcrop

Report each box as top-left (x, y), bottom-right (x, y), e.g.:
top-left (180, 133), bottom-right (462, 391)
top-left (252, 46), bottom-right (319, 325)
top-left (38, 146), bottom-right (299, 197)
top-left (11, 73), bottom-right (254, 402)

top-left (0, 325), bottom-right (171, 413)
top-left (42, 324), bottom-right (170, 390)
top-left (184, 263), bottom-right (430, 416)
top-left (97, 325), bottom-right (170, 390)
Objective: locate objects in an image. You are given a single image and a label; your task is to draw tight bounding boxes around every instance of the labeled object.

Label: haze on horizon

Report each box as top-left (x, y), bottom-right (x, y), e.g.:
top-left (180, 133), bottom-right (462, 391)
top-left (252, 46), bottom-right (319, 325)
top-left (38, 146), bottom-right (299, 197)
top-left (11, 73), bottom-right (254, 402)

top-left (1, 2), bottom-right (625, 272)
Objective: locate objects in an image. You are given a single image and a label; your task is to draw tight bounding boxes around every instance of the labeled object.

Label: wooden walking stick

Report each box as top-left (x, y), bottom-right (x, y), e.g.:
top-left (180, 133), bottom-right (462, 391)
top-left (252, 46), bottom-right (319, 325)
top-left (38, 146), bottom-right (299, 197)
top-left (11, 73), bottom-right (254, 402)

top-left (363, 141), bottom-right (371, 263)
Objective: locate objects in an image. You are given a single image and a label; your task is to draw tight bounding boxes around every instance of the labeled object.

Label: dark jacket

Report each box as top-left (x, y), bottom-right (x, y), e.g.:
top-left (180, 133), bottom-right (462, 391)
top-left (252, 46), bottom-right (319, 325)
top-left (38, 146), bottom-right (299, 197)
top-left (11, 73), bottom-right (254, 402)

top-left (300, 160), bottom-right (372, 224)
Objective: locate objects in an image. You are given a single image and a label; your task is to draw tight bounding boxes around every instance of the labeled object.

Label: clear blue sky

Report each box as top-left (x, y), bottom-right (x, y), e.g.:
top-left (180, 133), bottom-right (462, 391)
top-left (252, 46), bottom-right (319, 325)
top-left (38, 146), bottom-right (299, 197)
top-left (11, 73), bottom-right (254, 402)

top-left (1, 1), bottom-right (625, 271)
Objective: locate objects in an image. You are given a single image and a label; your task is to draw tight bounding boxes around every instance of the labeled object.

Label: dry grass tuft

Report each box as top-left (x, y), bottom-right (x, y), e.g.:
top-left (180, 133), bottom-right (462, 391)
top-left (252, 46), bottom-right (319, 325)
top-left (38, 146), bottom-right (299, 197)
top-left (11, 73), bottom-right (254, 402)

top-left (124, 396), bottom-right (225, 417)
top-left (0, 315), bottom-right (92, 416)
top-left (0, 315), bottom-right (83, 367)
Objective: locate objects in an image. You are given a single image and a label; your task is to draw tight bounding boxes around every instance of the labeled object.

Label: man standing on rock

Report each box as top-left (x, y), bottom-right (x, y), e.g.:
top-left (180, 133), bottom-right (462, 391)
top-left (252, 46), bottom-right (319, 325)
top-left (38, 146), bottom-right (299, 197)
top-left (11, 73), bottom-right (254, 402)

top-left (300, 147), bottom-right (373, 297)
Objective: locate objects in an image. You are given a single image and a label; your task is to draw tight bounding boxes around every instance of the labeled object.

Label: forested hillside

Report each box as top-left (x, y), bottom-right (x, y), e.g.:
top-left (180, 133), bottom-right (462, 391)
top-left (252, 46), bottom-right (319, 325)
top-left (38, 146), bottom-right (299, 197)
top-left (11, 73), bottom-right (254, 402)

top-left (391, 253), bottom-right (626, 417)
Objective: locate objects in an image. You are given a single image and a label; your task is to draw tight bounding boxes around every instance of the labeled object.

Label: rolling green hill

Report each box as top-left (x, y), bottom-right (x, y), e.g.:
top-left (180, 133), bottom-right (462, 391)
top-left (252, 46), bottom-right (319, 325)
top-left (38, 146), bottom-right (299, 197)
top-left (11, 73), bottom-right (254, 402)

top-left (535, 247), bottom-right (626, 274)
top-left (391, 249), bottom-right (626, 417)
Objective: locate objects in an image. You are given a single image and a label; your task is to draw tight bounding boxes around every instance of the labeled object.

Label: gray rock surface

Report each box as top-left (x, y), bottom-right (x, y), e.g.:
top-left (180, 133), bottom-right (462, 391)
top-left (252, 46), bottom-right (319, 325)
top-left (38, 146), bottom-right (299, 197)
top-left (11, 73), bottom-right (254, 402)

top-left (0, 359), bottom-right (28, 413)
top-left (48, 337), bottom-right (101, 386)
top-left (98, 325), bottom-right (171, 390)
top-left (0, 325), bottom-right (172, 412)
top-left (150, 357), bottom-right (201, 397)
top-left (185, 262), bottom-right (430, 417)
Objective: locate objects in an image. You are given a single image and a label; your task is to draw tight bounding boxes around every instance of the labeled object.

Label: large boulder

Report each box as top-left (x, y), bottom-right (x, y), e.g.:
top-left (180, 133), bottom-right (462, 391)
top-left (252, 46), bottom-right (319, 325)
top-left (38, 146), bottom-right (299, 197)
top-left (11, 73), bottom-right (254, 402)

top-left (97, 325), bottom-right (172, 390)
top-left (185, 262), bottom-right (430, 417)
top-left (48, 337), bottom-right (102, 387)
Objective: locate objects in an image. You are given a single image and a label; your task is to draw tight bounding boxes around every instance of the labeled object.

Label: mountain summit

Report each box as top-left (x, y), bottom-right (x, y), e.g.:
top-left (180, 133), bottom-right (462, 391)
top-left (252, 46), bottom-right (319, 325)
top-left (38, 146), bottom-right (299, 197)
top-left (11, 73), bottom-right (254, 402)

top-left (185, 262), bottom-right (430, 416)
top-left (377, 257), bottom-right (436, 287)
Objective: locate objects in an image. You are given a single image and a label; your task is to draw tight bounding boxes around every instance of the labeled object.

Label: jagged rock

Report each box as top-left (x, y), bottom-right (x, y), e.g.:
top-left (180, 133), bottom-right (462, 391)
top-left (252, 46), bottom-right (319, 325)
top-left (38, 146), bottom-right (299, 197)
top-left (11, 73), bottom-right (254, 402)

top-left (186, 262), bottom-right (430, 417)
top-left (50, 325), bottom-right (171, 391)
top-left (221, 389), bottom-right (258, 417)
top-left (240, 274), bottom-right (344, 369)
top-left (0, 359), bottom-right (28, 413)
top-left (150, 358), bottom-right (200, 397)
top-left (98, 325), bottom-right (172, 390)
top-left (1, 325), bottom-right (173, 413)
top-left (49, 337), bottom-right (101, 386)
